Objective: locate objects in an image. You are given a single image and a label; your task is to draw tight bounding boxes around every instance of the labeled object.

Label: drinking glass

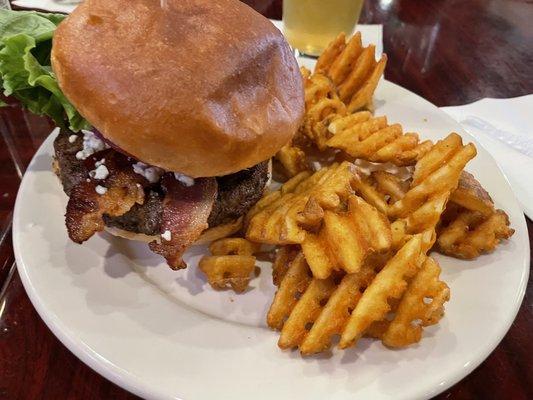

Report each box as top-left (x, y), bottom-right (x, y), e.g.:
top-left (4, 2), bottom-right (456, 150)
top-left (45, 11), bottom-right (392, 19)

top-left (283, 0), bottom-right (364, 56)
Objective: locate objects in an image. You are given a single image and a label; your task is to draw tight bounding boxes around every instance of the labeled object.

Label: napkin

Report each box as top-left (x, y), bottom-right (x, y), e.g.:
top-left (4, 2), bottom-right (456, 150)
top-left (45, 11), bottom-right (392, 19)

top-left (12, 0), bottom-right (79, 13)
top-left (441, 95), bottom-right (533, 219)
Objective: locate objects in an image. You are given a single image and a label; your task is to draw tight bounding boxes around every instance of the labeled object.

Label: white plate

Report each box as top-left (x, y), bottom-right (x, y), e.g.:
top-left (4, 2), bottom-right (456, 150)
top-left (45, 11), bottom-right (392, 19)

top-left (13, 78), bottom-right (529, 400)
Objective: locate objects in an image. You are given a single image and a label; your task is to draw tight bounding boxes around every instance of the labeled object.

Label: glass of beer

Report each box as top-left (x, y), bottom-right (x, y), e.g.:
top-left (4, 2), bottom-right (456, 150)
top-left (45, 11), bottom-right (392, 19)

top-left (283, 0), bottom-right (364, 56)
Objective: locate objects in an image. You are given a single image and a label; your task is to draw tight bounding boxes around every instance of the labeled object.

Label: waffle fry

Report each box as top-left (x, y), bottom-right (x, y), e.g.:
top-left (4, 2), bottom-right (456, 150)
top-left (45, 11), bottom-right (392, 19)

top-left (267, 253), bottom-right (313, 330)
top-left (339, 234), bottom-right (426, 348)
top-left (304, 97), bottom-right (346, 150)
top-left (268, 250), bottom-right (375, 352)
top-left (246, 162), bottom-right (358, 245)
top-left (301, 73), bottom-right (347, 150)
top-left (449, 171), bottom-right (494, 217)
top-left (299, 269), bottom-right (375, 354)
top-left (275, 144), bottom-right (310, 178)
top-left (316, 32), bottom-right (387, 112)
top-left (198, 238), bottom-right (260, 292)
top-left (302, 195), bottom-right (391, 279)
top-left (300, 66), bottom-right (311, 80)
top-left (304, 71), bottom-right (339, 109)
top-left (437, 206), bottom-right (514, 259)
top-left (209, 238), bottom-right (261, 256)
top-left (353, 168), bottom-right (512, 258)
top-left (381, 256), bottom-right (450, 347)
top-left (279, 276), bottom-right (338, 349)
top-left (268, 234), bottom-right (447, 354)
top-left (199, 255), bottom-right (256, 293)
top-left (272, 245), bottom-right (300, 286)
top-left (326, 114), bottom-right (433, 166)
top-left (436, 171), bottom-right (513, 258)
top-left (388, 133), bottom-right (477, 219)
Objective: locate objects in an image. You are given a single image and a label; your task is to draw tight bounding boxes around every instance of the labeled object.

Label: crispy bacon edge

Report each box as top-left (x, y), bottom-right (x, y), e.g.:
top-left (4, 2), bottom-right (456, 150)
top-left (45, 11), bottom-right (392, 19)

top-left (65, 149), bottom-right (146, 243)
top-left (149, 174), bottom-right (218, 270)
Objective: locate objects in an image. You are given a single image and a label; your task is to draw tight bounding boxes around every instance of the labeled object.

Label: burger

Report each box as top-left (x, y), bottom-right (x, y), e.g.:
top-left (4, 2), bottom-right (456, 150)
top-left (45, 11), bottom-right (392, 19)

top-left (1, 0), bottom-right (304, 269)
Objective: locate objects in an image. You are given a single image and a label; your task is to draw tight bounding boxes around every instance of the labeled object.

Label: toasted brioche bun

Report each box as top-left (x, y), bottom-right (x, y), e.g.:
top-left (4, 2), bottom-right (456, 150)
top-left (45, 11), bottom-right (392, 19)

top-left (51, 0), bottom-right (304, 178)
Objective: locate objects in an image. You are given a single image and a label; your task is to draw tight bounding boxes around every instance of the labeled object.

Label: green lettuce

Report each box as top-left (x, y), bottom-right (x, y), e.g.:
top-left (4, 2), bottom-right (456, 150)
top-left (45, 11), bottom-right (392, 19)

top-left (0, 10), bottom-right (90, 131)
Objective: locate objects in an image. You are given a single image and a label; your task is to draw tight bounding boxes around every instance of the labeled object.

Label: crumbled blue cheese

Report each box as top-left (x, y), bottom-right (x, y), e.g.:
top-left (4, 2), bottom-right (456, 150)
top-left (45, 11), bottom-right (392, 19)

top-left (68, 135), bottom-right (78, 143)
top-left (76, 130), bottom-right (109, 160)
top-left (95, 185), bottom-right (107, 195)
top-left (89, 164), bottom-right (109, 180)
top-left (132, 162), bottom-right (164, 183)
top-left (161, 230), bottom-right (172, 241)
top-left (174, 172), bottom-right (195, 186)
top-left (95, 158), bottom-right (105, 167)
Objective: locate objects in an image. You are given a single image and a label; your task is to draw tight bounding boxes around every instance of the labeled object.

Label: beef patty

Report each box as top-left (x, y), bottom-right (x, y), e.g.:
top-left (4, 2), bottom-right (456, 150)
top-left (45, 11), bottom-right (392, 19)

top-left (54, 129), bottom-right (269, 236)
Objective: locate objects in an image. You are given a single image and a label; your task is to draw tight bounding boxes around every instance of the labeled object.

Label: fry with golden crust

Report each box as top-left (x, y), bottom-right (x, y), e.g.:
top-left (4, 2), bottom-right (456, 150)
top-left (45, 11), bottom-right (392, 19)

top-left (339, 234), bottom-right (425, 348)
top-left (382, 257), bottom-right (450, 347)
top-left (198, 238), bottom-right (260, 292)
top-left (327, 113), bottom-right (433, 166)
top-left (275, 144), bottom-right (310, 178)
top-left (436, 172), bottom-right (514, 259)
top-left (299, 268), bottom-right (375, 354)
top-left (272, 245), bottom-right (300, 287)
top-left (316, 32), bottom-right (387, 112)
top-left (267, 253), bottom-right (312, 330)
top-left (437, 207), bottom-right (514, 259)
top-left (246, 162), bottom-right (359, 245)
top-left (302, 195), bottom-right (391, 279)
top-left (267, 235), bottom-right (449, 354)
top-left (199, 255), bottom-right (255, 293)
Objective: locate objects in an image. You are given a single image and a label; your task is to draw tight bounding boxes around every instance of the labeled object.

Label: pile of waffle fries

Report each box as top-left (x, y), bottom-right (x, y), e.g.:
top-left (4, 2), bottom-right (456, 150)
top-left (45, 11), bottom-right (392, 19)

top-left (199, 32), bottom-right (514, 354)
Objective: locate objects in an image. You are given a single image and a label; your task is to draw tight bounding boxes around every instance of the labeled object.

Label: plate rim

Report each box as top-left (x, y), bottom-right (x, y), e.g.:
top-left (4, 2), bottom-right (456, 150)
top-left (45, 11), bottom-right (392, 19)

top-left (13, 80), bottom-right (530, 400)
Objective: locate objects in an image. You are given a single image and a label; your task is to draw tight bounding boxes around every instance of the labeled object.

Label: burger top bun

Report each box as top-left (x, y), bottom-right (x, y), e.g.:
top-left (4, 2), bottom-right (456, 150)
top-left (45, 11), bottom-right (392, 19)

top-left (51, 0), bottom-right (304, 177)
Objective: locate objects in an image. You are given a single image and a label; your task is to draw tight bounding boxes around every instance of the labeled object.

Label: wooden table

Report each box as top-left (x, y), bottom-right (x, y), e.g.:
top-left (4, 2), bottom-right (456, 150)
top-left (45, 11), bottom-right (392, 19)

top-left (1, 1), bottom-right (531, 399)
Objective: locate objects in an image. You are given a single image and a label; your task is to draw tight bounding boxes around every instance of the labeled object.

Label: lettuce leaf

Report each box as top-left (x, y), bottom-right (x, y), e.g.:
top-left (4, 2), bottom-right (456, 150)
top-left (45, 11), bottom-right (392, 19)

top-left (0, 10), bottom-right (90, 131)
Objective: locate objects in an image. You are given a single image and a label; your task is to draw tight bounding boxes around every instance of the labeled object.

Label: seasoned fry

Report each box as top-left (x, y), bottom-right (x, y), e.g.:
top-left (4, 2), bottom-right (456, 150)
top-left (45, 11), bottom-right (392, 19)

top-left (327, 114), bottom-right (432, 166)
top-left (449, 171), bottom-right (494, 217)
top-left (275, 144), bottom-right (310, 178)
top-left (315, 33), bottom-right (347, 73)
top-left (268, 235), bottom-right (448, 354)
top-left (300, 72), bottom-right (347, 150)
top-left (302, 195), bottom-right (391, 279)
top-left (346, 54), bottom-right (387, 112)
top-left (300, 31), bottom-right (388, 150)
top-left (279, 277), bottom-right (337, 349)
top-left (272, 245), bottom-right (300, 286)
top-left (267, 253), bottom-right (312, 330)
top-left (317, 32), bottom-right (387, 111)
top-left (199, 255), bottom-right (256, 293)
top-left (209, 237), bottom-right (261, 256)
top-left (300, 269), bottom-right (374, 354)
top-left (437, 207), bottom-right (514, 259)
top-left (238, 30), bottom-right (514, 359)
top-left (389, 133), bottom-right (477, 219)
top-left (381, 257), bottom-right (450, 347)
top-left (246, 162), bottom-right (358, 245)
top-left (339, 234), bottom-right (425, 348)
top-left (199, 238), bottom-right (260, 292)
top-left (304, 96), bottom-right (347, 150)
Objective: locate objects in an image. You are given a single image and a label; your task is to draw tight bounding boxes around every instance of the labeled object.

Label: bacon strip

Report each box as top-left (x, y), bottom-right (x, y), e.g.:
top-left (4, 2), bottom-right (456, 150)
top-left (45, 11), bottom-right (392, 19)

top-left (149, 174), bottom-right (218, 269)
top-left (66, 149), bottom-right (146, 243)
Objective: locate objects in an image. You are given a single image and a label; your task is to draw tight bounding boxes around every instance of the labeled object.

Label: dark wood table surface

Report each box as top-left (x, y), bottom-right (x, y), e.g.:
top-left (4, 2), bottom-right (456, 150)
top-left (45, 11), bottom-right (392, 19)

top-left (1, 0), bottom-right (532, 399)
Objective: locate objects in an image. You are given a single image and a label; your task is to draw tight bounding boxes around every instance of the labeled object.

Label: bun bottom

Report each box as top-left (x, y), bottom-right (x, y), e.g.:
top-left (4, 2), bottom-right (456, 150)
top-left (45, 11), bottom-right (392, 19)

top-left (104, 217), bottom-right (243, 245)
